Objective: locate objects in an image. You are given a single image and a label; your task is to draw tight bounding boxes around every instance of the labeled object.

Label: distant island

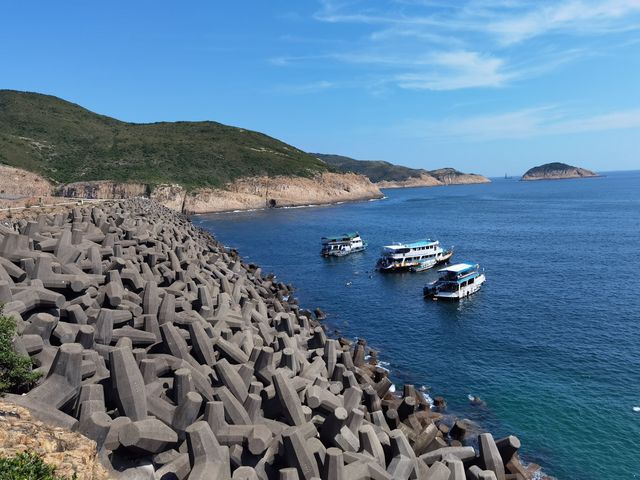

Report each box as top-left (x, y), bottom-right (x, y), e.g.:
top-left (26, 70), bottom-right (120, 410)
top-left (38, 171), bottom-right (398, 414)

top-left (314, 153), bottom-right (490, 188)
top-left (521, 162), bottom-right (599, 181)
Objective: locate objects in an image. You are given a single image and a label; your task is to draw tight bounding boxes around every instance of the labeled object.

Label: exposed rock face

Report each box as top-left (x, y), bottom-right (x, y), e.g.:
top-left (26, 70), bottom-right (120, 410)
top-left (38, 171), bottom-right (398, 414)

top-left (58, 181), bottom-right (149, 199)
top-left (0, 165), bottom-right (54, 199)
top-left (150, 184), bottom-right (186, 212)
top-left (376, 173), bottom-right (443, 189)
top-left (521, 163), bottom-right (598, 181)
top-left (56, 173), bottom-right (382, 214)
top-left (182, 172), bottom-right (383, 214)
top-left (429, 168), bottom-right (491, 185)
top-left (0, 399), bottom-right (109, 480)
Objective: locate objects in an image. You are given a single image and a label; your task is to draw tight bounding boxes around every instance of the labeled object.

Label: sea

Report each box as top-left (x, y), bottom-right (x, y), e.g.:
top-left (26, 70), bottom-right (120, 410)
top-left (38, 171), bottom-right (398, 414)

top-left (193, 171), bottom-right (640, 480)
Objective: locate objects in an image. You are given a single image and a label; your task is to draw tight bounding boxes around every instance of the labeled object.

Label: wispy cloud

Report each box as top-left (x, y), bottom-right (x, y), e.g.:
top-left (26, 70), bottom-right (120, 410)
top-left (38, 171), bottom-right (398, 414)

top-left (273, 80), bottom-right (335, 95)
top-left (486, 0), bottom-right (640, 44)
top-left (314, 0), bottom-right (640, 44)
top-left (395, 51), bottom-right (511, 90)
top-left (300, 0), bottom-right (640, 90)
top-left (396, 106), bottom-right (640, 141)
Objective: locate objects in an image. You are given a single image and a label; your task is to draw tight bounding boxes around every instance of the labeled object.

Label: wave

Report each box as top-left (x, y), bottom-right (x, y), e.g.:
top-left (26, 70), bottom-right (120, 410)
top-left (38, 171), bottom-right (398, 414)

top-left (419, 385), bottom-right (435, 409)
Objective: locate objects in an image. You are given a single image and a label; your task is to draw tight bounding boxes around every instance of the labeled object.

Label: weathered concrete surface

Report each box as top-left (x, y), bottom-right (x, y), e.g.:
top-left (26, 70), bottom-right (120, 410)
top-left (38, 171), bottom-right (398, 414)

top-left (0, 198), bottom-right (544, 480)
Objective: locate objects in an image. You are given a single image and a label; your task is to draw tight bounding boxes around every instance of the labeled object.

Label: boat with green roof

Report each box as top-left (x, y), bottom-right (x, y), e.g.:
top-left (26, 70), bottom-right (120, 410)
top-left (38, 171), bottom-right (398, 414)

top-left (320, 232), bottom-right (367, 257)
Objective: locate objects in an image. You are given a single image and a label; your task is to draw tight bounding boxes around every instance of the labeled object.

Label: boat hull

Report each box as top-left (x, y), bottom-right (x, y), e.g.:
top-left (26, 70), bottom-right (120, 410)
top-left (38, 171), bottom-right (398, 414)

top-left (321, 245), bottom-right (367, 257)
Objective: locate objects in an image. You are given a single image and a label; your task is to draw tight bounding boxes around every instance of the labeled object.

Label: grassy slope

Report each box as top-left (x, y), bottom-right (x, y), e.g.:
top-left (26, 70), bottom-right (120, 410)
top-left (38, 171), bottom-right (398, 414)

top-left (0, 90), bottom-right (331, 189)
top-left (313, 153), bottom-right (429, 183)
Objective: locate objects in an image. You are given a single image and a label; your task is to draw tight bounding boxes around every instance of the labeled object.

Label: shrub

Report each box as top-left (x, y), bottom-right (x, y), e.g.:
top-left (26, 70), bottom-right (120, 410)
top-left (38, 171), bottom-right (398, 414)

top-left (0, 451), bottom-right (73, 480)
top-left (0, 312), bottom-right (41, 394)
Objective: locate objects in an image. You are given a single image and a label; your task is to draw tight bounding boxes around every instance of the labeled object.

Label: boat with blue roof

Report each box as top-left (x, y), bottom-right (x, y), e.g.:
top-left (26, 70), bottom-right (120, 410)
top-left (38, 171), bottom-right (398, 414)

top-left (321, 232), bottom-right (367, 257)
top-left (376, 239), bottom-right (453, 272)
top-left (423, 263), bottom-right (486, 300)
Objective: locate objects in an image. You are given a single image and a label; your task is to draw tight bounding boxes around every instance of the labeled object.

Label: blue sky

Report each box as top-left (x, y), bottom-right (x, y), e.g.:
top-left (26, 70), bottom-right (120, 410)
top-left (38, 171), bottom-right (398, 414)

top-left (2, 0), bottom-right (639, 176)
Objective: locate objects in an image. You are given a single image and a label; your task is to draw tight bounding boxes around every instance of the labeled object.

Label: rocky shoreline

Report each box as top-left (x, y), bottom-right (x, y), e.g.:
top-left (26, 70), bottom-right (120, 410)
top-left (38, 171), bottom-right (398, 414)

top-left (521, 163), bottom-right (599, 181)
top-left (1, 199), bottom-right (541, 479)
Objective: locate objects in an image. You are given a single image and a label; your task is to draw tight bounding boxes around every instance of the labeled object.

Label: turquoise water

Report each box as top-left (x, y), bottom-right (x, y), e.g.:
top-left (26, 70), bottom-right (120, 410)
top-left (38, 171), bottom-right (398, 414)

top-left (194, 172), bottom-right (640, 479)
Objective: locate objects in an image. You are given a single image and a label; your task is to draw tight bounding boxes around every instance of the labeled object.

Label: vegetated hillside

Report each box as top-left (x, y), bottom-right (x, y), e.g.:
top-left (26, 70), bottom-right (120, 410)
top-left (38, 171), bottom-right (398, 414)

top-left (314, 153), bottom-right (427, 183)
top-left (522, 162), bottom-right (598, 181)
top-left (315, 153), bottom-right (490, 184)
top-left (0, 90), bottom-right (331, 189)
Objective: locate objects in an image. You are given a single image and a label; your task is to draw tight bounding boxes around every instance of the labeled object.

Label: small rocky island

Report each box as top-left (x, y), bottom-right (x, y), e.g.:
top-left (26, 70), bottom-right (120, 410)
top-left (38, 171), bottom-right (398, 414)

top-left (521, 162), bottom-right (599, 181)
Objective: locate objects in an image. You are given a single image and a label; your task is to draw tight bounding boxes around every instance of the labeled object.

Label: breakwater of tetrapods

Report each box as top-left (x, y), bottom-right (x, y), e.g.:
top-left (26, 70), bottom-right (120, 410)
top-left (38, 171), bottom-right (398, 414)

top-left (1, 199), bottom-right (534, 479)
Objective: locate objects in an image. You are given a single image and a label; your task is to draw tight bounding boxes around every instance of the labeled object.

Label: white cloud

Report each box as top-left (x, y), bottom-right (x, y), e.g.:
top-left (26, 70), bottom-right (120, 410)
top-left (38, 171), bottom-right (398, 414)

top-left (486, 0), bottom-right (640, 44)
top-left (272, 1), bottom-right (640, 92)
top-left (274, 80), bottom-right (335, 94)
top-left (396, 106), bottom-right (640, 141)
top-left (395, 51), bottom-right (511, 90)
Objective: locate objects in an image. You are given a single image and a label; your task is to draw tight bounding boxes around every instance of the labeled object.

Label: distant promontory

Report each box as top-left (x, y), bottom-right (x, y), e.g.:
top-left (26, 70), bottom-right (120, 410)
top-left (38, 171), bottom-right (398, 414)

top-left (314, 153), bottom-right (490, 188)
top-left (521, 162), bottom-right (599, 181)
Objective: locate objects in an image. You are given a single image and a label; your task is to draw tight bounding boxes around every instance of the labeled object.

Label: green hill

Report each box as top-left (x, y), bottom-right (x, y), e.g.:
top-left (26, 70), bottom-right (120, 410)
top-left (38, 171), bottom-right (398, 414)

top-left (0, 90), bottom-right (331, 189)
top-left (313, 153), bottom-right (427, 182)
top-left (314, 153), bottom-right (490, 185)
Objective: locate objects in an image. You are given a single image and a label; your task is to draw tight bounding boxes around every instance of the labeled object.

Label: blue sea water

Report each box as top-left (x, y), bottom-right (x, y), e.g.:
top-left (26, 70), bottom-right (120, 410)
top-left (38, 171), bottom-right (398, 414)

top-left (194, 171), bottom-right (640, 480)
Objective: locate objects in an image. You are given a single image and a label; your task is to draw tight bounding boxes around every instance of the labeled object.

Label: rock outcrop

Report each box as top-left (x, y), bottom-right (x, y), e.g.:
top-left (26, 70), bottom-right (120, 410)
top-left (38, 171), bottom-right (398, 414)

top-left (54, 173), bottom-right (383, 214)
top-left (376, 174), bottom-right (443, 189)
top-left (521, 163), bottom-right (598, 181)
top-left (183, 172), bottom-right (383, 214)
top-left (0, 198), bottom-right (540, 479)
top-left (57, 181), bottom-right (149, 199)
top-left (0, 165), bottom-right (54, 199)
top-left (0, 399), bottom-right (109, 480)
top-left (428, 168), bottom-right (491, 185)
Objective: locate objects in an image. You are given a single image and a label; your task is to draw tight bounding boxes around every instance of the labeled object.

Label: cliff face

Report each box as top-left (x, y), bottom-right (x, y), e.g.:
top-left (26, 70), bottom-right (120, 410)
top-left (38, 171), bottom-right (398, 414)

top-left (58, 181), bottom-right (149, 199)
top-left (3, 164), bottom-right (381, 214)
top-left (0, 165), bottom-right (54, 199)
top-left (183, 172), bottom-right (383, 214)
top-left (522, 163), bottom-right (598, 181)
top-left (429, 168), bottom-right (491, 185)
top-left (376, 173), bottom-right (443, 189)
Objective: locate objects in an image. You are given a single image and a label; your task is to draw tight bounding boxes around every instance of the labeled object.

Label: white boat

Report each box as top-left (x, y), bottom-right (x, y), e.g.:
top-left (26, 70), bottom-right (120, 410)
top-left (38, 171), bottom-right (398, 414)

top-left (423, 263), bottom-right (486, 300)
top-left (321, 232), bottom-right (367, 257)
top-left (376, 239), bottom-right (453, 272)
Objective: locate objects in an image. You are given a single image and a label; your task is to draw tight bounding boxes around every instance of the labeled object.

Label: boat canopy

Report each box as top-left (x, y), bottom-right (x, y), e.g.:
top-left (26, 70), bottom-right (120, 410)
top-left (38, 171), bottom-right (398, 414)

top-left (438, 263), bottom-right (477, 274)
top-left (383, 239), bottom-right (436, 250)
top-left (322, 232), bottom-right (359, 242)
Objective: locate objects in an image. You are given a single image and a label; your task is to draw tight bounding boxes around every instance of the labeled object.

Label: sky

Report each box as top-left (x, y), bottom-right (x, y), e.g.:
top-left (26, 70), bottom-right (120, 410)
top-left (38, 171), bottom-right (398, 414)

top-left (2, 0), bottom-right (639, 176)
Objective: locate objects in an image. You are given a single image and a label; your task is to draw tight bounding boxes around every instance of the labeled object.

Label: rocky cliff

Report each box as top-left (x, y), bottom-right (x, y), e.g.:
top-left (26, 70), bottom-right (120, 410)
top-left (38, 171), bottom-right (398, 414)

top-left (57, 181), bottom-right (149, 199)
top-left (0, 165), bottom-right (382, 214)
top-left (315, 153), bottom-right (491, 187)
top-left (0, 164), bottom-right (54, 199)
top-left (376, 173), bottom-right (443, 189)
top-left (521, 163), bottom-right (598, 181)
top-left (182, 172), bottom-right (383, 214)
top-left (57, 172), bottom-right (383, 214)
top-left (429, 168), bottom-right (491, 185)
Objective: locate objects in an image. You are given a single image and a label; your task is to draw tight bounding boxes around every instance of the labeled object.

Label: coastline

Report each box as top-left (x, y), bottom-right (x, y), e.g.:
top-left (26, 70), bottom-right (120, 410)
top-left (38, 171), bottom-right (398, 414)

top-left (520, 174), bottom-right (602, 181)
top-left (0, 198), bottom-right (544, 479)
